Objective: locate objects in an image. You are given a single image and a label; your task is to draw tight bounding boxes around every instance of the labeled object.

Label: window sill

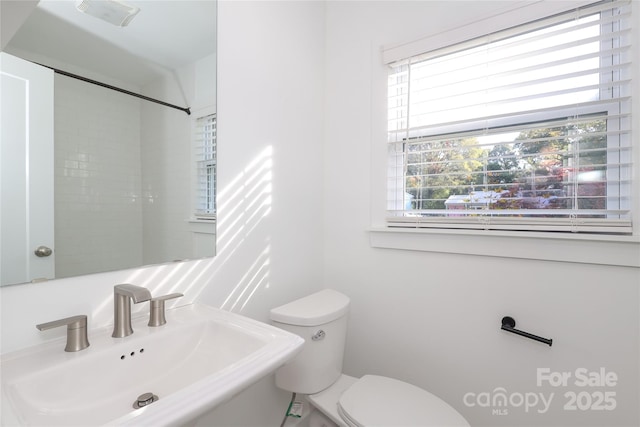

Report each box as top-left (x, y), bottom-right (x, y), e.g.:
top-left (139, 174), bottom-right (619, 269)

top-left (188, 218), bottom-right (216, 224)
top-left (369, 227), bottom-right (640, 267)
top-left (188, 219), bottom-right (216, 235)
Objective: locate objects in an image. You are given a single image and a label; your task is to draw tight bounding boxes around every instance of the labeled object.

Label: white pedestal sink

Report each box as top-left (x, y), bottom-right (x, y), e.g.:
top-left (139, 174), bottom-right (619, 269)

top-left (1, 303), bottom-right (304, 426)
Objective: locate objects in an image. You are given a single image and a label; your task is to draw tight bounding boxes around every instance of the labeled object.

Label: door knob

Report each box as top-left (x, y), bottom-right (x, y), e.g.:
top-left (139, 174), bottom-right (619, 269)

top-left (34, 246), bottom-right (53, 257)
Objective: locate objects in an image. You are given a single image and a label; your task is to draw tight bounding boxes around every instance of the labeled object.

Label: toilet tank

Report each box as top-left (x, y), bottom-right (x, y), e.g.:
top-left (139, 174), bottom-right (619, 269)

top-left (270, 289), bottom-right (350, 394)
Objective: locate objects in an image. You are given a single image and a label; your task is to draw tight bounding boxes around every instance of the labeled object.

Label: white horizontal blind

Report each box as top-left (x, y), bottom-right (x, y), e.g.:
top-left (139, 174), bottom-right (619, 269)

top-left (387, 0), bottom-right (632, 234)
top-left (194, 114), bottom-right (216, 218)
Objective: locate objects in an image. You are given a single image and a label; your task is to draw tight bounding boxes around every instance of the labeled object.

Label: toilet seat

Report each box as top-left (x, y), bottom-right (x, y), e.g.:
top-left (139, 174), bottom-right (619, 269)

top-left (336, 375), bottom-right (469, 427)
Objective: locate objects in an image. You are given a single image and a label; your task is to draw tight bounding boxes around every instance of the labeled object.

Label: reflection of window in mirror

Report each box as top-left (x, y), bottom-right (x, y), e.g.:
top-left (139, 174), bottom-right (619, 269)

top-left (194, 113), bottom-right (217, 220)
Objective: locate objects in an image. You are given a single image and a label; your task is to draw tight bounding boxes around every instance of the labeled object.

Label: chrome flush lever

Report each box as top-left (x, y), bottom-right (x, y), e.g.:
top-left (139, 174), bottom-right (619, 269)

top-left (36, 315), bottom-right (90, 352)
top-left (148, 293), bottom-right (184, 327)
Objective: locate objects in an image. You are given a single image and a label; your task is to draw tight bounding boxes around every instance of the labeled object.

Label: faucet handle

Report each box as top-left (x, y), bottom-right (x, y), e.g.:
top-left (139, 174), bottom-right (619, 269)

top-left (148, 293), bottom-right (184, 327)
top-left (36, 315), bottom-right (90, 352)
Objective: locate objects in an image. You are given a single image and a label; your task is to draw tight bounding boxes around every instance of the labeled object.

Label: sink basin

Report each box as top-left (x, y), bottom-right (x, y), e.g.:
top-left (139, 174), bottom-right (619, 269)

top-left (1, 303), bottom-right (303, 426)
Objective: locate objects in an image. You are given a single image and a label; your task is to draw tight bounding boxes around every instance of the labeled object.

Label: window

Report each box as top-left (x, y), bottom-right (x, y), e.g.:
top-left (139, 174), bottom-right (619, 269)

top-left (386, 0), bottom-right (632, 234)
top-left (194, 113), bottom-right (217, 219)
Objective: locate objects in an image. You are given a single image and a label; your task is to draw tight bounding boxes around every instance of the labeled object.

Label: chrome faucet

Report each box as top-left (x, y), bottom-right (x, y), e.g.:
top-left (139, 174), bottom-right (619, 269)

top-left (112, 284), bottom-right (152, 338)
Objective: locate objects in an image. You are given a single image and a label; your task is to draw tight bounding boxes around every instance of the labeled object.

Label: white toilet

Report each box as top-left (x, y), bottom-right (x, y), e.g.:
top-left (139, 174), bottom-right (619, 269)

top-left (270, 289), bottom-right (470, 427)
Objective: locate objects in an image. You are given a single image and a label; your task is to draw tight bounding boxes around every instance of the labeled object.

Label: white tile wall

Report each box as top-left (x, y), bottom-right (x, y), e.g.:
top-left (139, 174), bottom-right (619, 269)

top-left (140, 97), bottom-right (192, 265)
top-left (54, 75), bottom-right (143, 278)
top-left (140, 55), bottom-right (217, 265)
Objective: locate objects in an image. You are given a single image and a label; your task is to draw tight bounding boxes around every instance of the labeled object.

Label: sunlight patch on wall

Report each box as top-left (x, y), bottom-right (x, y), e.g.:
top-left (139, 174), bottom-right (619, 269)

top-left (221, 245), bottom-right (270, 312)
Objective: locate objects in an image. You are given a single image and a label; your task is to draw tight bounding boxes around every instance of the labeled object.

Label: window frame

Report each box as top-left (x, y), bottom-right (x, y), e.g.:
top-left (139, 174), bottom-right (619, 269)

top-left (384, 0), bottom-right (633, 235)
top-left (369, 0), bottom-right (640, 266)
top-left (192, 111), bottom-right (217, 220)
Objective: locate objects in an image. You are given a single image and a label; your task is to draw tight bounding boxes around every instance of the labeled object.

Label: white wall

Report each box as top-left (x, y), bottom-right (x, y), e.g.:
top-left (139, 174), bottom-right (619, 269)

top-left (193, 1), bottom-right (326, 424)
top-left (323, 2), bottom-right (640, 427)
top-left (0, 1), bottom-right (325, 426)
top-left (0, 1), bottom-right (37, 51)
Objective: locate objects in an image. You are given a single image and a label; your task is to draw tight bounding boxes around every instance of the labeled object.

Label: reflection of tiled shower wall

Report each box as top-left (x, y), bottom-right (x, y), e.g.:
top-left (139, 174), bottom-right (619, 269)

top-left (54, 75), bottom-right (143, 278)
top-left (140, 75), bottom-right (193, 266)
top-left (140, 54), bottom-right (217, 265)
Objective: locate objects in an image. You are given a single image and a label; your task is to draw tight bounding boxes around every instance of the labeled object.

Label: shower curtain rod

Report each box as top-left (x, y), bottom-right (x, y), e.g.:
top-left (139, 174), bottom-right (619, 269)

top-left (36, 62), bottom-right (191, 116)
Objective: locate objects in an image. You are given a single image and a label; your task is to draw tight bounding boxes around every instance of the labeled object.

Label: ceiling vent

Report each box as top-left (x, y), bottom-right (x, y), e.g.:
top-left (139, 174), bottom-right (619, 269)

top-left (75, 0), bottom-right (140, 27)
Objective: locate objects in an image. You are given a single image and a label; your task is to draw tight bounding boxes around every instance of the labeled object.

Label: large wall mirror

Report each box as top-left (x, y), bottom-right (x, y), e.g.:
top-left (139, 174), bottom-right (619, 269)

top-left (1, 0), bottom-right (217, 286)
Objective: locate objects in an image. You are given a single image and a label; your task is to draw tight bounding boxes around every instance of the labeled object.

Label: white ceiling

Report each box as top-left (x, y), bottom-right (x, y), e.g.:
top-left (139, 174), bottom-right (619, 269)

top-left (4, 0), bottom-right (216, 86)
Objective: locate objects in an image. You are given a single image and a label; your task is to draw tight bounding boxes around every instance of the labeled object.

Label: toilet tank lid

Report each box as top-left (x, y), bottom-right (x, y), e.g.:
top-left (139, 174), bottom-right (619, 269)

top-left (270, 289), bottom-right (350, 326)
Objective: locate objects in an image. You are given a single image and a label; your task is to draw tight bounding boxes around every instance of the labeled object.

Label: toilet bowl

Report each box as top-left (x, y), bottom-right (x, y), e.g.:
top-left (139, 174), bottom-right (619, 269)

top-left (270, 289), bottom-right (469, 427)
